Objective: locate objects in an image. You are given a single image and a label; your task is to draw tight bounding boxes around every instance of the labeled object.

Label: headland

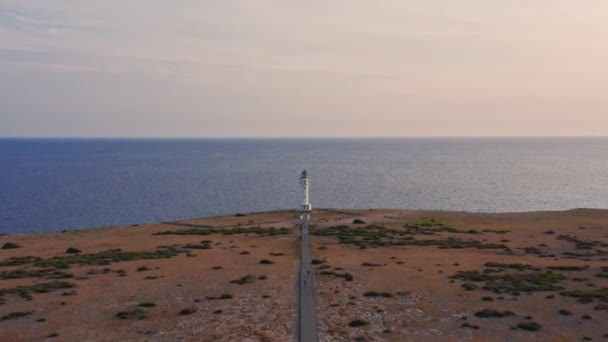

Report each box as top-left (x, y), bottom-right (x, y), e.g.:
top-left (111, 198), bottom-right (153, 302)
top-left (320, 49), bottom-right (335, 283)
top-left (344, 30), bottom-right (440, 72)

top-left (1, 209), bottom-right (607, 341)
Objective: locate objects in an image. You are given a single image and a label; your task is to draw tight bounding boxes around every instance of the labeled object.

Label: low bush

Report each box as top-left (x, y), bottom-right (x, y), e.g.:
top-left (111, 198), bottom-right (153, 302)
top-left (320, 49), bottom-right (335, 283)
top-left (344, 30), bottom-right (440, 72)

top-left (259, 259), bottom-right (274, 264)
top-left (474, 309), bottom-right (515, 318)
top-left (115, 308), bottom-right (147, 319)
top-left (348, 319), bottom-right (369, 327)
top-left (65, 247), bottom-right (81, 254)
top-left (1, 242), bottom-right (21, 249)
top-left (363, 291), bottom-right (391, 298)
top-left (1, 311), bottom-right (32, 320)
top-left (138, 301), bottom-right (156, 308)
top-left (230, 275), bottom-right (256, 285)
top-left (178, 307), bottom-right (197, 315)
top-left (517, 322), bottom-right (541, 331)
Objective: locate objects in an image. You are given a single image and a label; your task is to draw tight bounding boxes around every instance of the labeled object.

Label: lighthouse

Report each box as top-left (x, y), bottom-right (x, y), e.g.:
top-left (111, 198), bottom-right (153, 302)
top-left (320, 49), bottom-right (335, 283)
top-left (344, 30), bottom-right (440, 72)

top-left (299, 170), bottom-right (312, 220)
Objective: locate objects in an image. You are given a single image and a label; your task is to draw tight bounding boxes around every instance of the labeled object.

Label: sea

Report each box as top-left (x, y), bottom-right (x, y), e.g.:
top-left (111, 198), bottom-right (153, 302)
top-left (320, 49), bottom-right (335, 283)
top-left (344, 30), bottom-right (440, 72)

top-left (1, 137), bottom-right (607, 234)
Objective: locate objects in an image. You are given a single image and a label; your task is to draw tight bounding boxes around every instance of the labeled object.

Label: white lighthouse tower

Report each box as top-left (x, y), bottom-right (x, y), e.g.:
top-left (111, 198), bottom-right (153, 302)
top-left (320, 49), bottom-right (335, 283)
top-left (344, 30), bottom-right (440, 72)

top-left (299, 170), bottom-right (312, 220)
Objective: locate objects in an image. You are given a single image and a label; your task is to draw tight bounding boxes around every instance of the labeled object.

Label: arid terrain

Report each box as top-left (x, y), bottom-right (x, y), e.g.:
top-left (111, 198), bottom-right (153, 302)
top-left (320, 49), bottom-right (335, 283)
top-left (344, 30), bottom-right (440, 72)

top-left (1, 209), bottom-right (607, 341)
top-left (312, 209), bottom-right (608, 342)
top-left (0, 211), bottom-right (299, 341)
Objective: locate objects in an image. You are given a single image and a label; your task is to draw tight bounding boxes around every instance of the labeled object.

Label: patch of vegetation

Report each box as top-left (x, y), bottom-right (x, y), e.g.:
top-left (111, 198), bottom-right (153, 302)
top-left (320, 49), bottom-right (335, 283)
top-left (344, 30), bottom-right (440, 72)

top-left (182, 243), bottom-right (211, 250)
top-left (481, 296), bottom-right (494, 301)
top-left (32, 248), bottom-right (183, 269)
top-left (461, 323), bottom-right (480, 329)
top-left (524, 247), bottom-right (542, 255)
top-left (0, 268), bottom-right (72, 280)
top-left (557, 235), bottom-right (597, 250)
top-left (319, 271), bottom-right (353, 282)
top-left (547, 266), bottom-right (587, 271)
top-left (474, 309), bottom-right (515, 318)
top-left (593, 303), bottom-right (608, 311)
top-left (311, 259), bottom-right (325, 265)
top-left (558, 309), bottom-right (572, 316)
top-left (136, 266), bottom-right (152, 272)
top-left (361, 262), bottom-right (384, 267)
top-left (115, 308), bottom-right (148, 319)
top-left (206, 294), bottom-right (233, 300)
top-left (259, 259), bottom-right (274, 264)
top-left (363, 291), bottom-right (391, 298)
top-left (484, 262), bottom-right (540, 271)
top-left (269, 252), bottom-right (284, 256)
top-left (348, 319), bottom-right (369, 327)
top-left (138, 301), bottom-right (156, 308)
top-left (2, 242), bottom-right (22, 249)
top-left (596, 267), bottom-right (608, 278)
top-left (153, 226), bottom-right (290, 236)
top-left (65, 247), bottom-right (81, 254)
top-left (517, 322), bottom-right (541, 331)
top-left (313, 224), bottom-right (508, 249)
top-left (0, 281), bottom-right (76, 301)
top-left (211, 266), bottom-right (223, 270)
top-left (451, 270), bottom-right (566, 294)
top-left (560, 288), bottom-right (608, 301)
top-left (178, 307), bottom-right (197, 315)
top-left (240, 251), bottom-right (250, 255)
top-left (230, 275), bottom-right (256, 285)
top-left (1, 311), bottom-right (32, 320)
top-left (353, 219), bottom-right (366, 224)
top-left (258, 275), bottom-right (267, 280)
top-left (0, 256), bottom-right (42, 267)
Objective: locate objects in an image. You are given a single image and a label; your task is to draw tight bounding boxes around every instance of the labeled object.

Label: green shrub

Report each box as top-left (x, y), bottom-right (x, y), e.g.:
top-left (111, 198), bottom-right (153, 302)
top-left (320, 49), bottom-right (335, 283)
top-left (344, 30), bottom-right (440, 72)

top-left (363, 291), bottom-right (391, 298)
top-left (1, 311), bottom-right (32, 320)
top-left (348, 319), bottom-right (369, 327)
top-left (65, 247), bottom-right (81, 254)
top-left (517, 322), bottom-right (541, 331)
top-left (558, 309), bottom-right (572, 315)
top-left (211, 266), bottom-right (223, 270)
top-left (0, 268), bottom-right (72, 280)
top-left (138, 301), bottom-right (156, 308)
top-left (230, 275), bottom-right (256, 285)
top-left (0, 281), bottom-right (76, 301)
top-left (259, 259), bottom-right (274, 264)
top-left (178, 307), bottom-right (197, 315)
top-left (115, 308), bottom-right (147, 319)
top-left (1, 242), bottom-right (21, 249)
top-left (474, 309), bottom-right (515, 318)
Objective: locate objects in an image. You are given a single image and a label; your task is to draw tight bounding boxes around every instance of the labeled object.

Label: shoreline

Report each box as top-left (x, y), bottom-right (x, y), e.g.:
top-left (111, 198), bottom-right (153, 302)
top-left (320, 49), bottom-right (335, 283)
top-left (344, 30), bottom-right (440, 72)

top-left (3, 207), bottom-right (608, 236)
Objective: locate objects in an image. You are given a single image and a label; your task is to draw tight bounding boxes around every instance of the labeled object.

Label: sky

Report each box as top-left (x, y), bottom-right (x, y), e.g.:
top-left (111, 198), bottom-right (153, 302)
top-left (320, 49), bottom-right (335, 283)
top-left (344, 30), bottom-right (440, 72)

top-left (1, 1), bottom-right (607, 138)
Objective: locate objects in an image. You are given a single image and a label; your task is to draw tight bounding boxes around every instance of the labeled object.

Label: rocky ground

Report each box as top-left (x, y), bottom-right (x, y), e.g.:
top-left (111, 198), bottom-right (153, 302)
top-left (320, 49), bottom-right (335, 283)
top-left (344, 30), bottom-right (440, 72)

top-left (0, 211), bottom-right (298, 341)
top-left (312, 209), bottom-right (608, 342)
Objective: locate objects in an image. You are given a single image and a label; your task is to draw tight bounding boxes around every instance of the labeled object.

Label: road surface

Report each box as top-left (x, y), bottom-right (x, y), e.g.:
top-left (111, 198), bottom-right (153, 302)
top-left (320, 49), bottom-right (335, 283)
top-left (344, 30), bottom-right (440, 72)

top-left (299, 219), bottom-right (318, 342)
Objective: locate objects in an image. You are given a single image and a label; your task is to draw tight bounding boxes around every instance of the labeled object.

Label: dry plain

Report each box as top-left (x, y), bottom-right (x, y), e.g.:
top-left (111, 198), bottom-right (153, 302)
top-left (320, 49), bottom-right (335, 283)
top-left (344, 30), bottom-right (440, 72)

top-left (1, 209), bottom-right (607, 341)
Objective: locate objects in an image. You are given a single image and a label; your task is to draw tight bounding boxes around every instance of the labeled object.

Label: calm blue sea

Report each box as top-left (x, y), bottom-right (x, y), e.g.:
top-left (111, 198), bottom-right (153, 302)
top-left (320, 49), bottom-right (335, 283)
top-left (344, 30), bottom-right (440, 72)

top-left (1, 138), bottom-right (608, 234)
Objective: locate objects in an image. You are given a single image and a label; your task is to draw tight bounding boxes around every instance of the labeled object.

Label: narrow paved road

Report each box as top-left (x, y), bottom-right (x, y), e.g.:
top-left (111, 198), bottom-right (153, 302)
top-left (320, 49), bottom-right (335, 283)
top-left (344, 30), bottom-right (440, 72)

top-left (299, 219), bottom-right (318, 342)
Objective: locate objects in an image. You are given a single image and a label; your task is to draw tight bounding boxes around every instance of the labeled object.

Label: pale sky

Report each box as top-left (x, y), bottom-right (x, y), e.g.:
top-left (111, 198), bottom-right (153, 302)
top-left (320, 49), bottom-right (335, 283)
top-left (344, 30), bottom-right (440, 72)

top-left (1, 1), bottom-right (607, 137)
